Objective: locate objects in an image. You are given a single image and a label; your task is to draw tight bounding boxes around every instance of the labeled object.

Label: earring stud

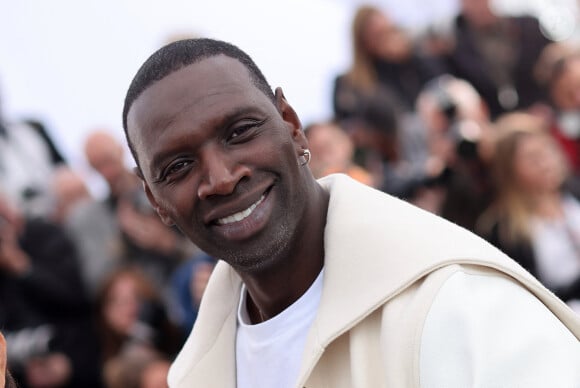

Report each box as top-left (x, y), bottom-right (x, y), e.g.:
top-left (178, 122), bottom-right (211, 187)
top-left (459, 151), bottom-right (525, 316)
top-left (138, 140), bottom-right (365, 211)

top-left (299, 149), bottom-right (311, 166)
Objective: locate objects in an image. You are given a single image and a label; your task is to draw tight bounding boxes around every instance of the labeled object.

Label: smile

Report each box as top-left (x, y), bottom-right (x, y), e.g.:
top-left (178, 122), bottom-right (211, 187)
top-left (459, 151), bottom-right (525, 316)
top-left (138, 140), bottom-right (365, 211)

top-left (215, 194), bottom-right (266, 225)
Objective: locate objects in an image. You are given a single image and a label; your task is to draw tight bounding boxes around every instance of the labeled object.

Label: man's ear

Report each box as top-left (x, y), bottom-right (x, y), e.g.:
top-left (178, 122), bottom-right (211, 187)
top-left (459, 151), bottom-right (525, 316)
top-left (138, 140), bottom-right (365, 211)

top-left (275, 87), bottom-right (308, 149)
top-left (142, 182), bottom-right (174, 226)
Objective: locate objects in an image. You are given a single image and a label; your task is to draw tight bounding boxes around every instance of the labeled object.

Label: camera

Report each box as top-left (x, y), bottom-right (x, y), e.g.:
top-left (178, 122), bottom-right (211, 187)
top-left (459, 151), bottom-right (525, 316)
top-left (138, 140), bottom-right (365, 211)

top-left (431, 80), bottom-right (481, 161)
top-left (447, 119), bottom-right (481, 161)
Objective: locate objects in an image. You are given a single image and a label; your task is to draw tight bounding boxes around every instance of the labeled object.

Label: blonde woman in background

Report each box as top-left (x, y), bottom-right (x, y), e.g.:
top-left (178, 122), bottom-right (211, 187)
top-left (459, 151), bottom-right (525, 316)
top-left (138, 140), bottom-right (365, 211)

top-left (333, 5), bottom-right (445, 119)
top-left (332, 6), bottom-right (445, 197)
top-left (478, 112), bottom-right (580, 311)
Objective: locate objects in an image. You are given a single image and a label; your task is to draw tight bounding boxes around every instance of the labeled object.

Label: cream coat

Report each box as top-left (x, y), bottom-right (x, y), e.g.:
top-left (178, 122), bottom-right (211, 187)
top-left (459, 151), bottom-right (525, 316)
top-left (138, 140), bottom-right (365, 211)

top-left (168, 174), bottom-right (580, 387)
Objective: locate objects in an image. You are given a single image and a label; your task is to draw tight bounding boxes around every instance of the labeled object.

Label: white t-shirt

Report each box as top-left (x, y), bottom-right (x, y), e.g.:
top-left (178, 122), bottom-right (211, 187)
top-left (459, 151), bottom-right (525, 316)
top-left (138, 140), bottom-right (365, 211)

top-left (235, 270), bottom-right (324, 388)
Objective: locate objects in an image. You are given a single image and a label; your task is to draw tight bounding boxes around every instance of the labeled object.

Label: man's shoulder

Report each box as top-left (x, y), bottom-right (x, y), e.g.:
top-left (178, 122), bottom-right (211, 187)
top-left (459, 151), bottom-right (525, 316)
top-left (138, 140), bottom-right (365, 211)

top-left (419, 265), bottom-right (580, 385)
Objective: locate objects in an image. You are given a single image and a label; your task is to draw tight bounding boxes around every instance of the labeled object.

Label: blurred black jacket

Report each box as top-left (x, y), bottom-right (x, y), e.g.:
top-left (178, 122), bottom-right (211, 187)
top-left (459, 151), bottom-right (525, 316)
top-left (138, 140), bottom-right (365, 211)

top-left (0, 218), bottom-right (102, 388)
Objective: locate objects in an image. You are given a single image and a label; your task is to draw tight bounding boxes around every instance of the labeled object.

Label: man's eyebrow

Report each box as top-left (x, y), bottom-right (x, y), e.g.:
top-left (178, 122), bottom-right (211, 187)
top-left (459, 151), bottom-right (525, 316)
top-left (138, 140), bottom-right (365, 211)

top-left (215, 105), bottom-right (266, 127)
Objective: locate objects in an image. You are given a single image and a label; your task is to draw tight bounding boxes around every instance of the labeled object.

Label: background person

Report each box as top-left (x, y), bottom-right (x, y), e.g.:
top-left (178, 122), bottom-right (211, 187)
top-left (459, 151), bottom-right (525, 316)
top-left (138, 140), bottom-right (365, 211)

top-left (65, 130), bottom-right (195, 297)
top-left (304, 121), bottom-right (374, 187)
top-left (168, 253), bottom-right (217, 337)
top-left (0, 192), bottom-right (102, 388)
top-left (333, 5), bottom-right (445, 121)
top-left (95, 267), bottom-right (182, 368)
top-left (444, 0), bottom-right (550, 118)
top-left (478, 112), bottom-right (580, 312)
top-left (534, 42), bottom-right (580, 185)
top-left (414, 74), bottom-right (495, 230)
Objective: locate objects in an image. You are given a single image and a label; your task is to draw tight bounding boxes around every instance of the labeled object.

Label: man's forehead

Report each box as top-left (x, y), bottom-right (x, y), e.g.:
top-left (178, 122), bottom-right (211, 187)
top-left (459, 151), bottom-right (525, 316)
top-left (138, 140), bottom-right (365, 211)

top-left (156, 55), bottom-right (253, 95)
top-left (129, 56), bottom-right (261, 120)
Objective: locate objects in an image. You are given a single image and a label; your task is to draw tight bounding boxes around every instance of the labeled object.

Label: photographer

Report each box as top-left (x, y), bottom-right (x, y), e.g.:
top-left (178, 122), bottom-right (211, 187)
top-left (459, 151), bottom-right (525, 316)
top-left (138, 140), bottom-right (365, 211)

top-left (415, 75), bottom-right (495, 231)
top-left (0, 193), bottom-right (102, 387)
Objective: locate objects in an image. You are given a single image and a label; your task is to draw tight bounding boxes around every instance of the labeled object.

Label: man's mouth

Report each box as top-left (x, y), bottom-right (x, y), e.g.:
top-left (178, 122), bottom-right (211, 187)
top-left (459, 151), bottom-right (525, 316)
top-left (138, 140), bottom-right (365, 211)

top-left (215, 194), bottom-right (266, 225)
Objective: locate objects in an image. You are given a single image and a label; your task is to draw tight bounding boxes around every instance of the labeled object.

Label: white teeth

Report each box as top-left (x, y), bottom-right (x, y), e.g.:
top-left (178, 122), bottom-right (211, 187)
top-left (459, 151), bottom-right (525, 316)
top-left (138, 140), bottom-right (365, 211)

top-left (216, 195), bottom-right (265, 225)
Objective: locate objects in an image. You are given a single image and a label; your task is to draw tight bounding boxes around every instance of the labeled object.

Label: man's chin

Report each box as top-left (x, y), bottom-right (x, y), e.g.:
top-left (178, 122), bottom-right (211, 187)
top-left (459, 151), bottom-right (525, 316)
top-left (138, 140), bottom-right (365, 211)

top-left (217, 237), bottom-right (290, 275)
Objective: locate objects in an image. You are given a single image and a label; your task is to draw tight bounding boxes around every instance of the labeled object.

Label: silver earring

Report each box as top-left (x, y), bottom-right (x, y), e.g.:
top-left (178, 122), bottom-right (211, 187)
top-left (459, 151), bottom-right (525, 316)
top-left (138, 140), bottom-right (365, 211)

top-left (299, 149), bottom-right (311, 166)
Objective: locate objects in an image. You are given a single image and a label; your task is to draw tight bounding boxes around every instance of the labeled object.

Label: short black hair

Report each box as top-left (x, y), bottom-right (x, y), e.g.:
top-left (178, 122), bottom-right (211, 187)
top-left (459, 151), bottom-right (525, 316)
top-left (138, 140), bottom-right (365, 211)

top-left (122, 38), bottom-right (275, 166)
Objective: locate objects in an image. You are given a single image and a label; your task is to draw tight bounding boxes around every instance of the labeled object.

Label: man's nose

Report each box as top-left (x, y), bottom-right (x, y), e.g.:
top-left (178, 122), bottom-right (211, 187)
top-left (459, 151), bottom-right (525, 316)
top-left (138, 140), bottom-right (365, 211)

top-left (197, 147), bottom-right (250, 200)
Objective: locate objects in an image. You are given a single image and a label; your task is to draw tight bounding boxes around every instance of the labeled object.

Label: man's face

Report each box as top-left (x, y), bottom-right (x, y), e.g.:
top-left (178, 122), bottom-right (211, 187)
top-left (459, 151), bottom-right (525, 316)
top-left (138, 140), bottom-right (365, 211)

top-left (127, 55), bottom-right (309, 272)
top-left (512, 134), bottom-right (566, 193)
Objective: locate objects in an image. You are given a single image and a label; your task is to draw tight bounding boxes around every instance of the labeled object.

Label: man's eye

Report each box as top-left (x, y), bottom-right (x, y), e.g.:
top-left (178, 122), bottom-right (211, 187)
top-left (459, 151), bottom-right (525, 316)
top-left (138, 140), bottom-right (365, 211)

top-left (230, 124), bottom-right (254, 140)
top-left (163, 160), bottom-right (191, 180)
top-left (229, 120), bottom-right (264, 141)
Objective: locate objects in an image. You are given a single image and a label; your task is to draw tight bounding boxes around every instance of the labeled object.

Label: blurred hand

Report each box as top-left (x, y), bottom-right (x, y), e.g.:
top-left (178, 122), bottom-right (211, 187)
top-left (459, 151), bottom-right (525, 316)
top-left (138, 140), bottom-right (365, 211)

top-left (25, 353), bottom-right (71, 388)
top-left (117, 199), bottom-right (178, 255)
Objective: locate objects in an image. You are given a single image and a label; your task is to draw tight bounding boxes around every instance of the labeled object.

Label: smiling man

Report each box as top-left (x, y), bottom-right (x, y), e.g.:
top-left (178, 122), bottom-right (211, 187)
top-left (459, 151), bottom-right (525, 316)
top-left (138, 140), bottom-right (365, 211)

top-left (123, 39), bottom-right (580, 388)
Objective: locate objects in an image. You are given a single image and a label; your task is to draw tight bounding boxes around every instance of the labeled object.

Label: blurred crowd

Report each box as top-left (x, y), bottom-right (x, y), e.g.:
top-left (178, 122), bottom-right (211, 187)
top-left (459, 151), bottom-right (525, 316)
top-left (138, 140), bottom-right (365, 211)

top-left (1, 0), bottom-right (580, 386)
top-left (0, 121), bottom-right (215, 387)
top-left (323, 1), bottom-right (580, 314)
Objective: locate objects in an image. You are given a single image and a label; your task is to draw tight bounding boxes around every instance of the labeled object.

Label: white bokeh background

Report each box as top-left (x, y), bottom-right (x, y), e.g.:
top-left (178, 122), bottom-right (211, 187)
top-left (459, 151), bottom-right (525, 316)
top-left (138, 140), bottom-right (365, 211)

top-left (0, 0), bottom-right (577, 195)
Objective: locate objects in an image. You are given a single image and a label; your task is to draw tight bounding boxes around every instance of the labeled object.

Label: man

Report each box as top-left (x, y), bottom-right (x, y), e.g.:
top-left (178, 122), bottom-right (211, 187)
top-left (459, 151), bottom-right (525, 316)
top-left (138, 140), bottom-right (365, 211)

top-left (123, 38), bottom-right (580, 387)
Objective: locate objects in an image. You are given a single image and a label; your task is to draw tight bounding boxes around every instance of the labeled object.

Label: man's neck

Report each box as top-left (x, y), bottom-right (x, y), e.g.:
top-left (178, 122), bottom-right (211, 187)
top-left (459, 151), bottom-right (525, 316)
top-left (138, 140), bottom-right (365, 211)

top-left (240, 182), bottom-right (329, 323)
